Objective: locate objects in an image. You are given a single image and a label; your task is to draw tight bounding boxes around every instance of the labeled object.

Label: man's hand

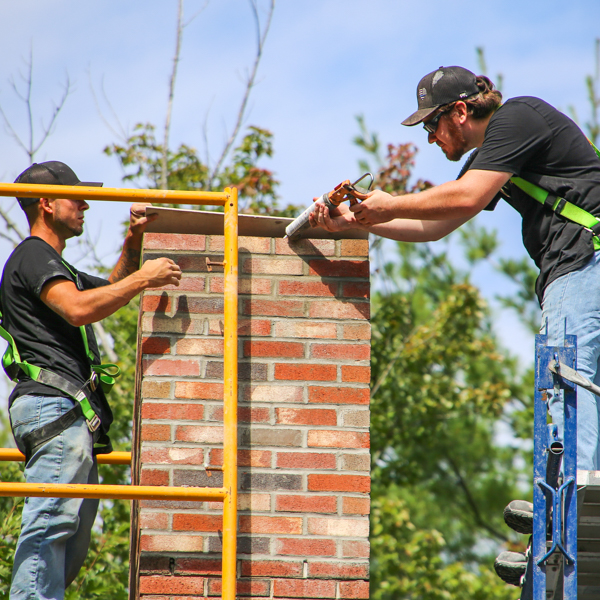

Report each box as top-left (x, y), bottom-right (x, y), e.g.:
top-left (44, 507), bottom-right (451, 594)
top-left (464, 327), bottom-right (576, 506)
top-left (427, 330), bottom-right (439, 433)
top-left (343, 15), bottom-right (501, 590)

top-left (309, 200), bottom-right (359, 232)
top-left (139, 257), bottom-right (182, 288)
top-left (129, 203), bottom-right (158, 237)
top-left (349, 190), bottom-right (399, 226)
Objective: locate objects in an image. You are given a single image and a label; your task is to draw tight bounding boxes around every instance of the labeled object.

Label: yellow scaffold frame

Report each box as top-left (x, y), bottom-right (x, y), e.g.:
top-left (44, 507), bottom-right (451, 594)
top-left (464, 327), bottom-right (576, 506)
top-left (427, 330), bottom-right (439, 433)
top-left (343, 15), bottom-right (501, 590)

top-left (0, 182), bottom-right (239, 600)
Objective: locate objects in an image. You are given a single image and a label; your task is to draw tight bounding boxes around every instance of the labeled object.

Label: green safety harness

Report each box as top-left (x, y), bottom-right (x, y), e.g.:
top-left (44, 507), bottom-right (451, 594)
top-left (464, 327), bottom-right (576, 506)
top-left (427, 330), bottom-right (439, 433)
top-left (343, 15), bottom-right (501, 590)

top-left (0, 260), bottom-right (120, 464)
top-left (509, 140), bottom-right (600, 251)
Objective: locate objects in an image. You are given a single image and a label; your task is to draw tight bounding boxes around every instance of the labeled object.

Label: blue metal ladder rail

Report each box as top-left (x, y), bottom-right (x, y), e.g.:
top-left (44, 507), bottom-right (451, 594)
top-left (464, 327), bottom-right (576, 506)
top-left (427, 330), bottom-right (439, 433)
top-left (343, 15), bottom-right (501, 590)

top-left (520, 329), bottom-right (578, 600)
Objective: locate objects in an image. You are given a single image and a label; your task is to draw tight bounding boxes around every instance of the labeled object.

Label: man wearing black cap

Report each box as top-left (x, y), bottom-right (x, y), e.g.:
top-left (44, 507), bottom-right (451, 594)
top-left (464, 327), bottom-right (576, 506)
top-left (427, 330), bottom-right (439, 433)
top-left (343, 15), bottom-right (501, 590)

top-left (311, 65), bottom-right (600, 582)
top-left (2, 161), bottom-right (182, 599)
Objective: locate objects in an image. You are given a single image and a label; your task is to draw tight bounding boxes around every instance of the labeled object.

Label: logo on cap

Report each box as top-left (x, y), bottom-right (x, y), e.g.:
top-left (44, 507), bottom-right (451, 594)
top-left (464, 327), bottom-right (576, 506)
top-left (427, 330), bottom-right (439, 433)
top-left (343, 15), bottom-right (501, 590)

top-left (418, 87), bottom-right (427, 100)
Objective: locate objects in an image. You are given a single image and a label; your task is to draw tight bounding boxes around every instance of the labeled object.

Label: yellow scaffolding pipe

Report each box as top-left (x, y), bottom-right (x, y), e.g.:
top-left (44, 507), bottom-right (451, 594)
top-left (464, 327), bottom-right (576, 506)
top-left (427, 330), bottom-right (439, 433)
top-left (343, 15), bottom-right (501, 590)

top-left (0, 182), bottom-right (239, 600)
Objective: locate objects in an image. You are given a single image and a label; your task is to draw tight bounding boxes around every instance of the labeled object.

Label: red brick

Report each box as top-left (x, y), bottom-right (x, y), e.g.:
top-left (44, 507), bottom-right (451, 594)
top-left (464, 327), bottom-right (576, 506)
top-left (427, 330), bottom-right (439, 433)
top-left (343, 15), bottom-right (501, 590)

top-left (238, 515), bottom-right (302, 534)
top-left (141, 448), bottom-right (204, 465)
top-left (279, 280), bottom-right (338, 297)
top-left (309, 301), bottom-right (370, 321)
top-left (308, 562), bottom-right (369, 580)
top-left (342, 282), bottom-right (370, 299)
top-left (343, 323), bottom-right (371, 340)
top-left (309, 387), bottom-right (369, 405)
top-left (210, 235), bottom-right (270, 254)
top-left (208, 406), bottom-right (270, 424)
top-left (139, 512), bottom-right (169, 530)
top-left (141, 380), bottom-right (171, 398)
top-left (142, 402), bottom-right (204, 421)
top-left (244, 341), bottom-right (304, 359)
top-left (341, 366), bottom-right (371, 383)
top-left (276, 495), bottom-right (337, 513)
top-left (243, 257), bottom-right (303, 275)
top-left (340, 239), bottom-right (369, 257)
top-left (237, 318), bottom-right (272, 337)
top-left (175, 558), bottom-right (221, 575)
top-left (143, 358), bottom-right (199, 377)
top-left (144, 233), bottom-right (206, 250)
top-left (275, 364), bottom-right (336, 382)
top-left (275, 408), bottom-right (337, 426)
top-left (141, 336), bottom-right (171, 355)
top-left (276, 452), bottom-right (336, 470)
top-left (207, 577), bottom-right (270, 596)
top-left (277, 538), bottom-right (336, 556)
top-left (273, 578), bottom-right (336, 598)
top-left (342, 497), bottom-right (370, 515)
top-left (140, 534), bottom-right (203, 553)
top-left (342, 540), bottom-right (370, 558)
top-left (140, 469), bottom-right (169, 486)
top-left (308, 431), bottom-right (370, 450)
top-left (142, 294), bottom-right (172, 313)
top-left (173, 514), bottom-right (222, 532)
top-left (275, 238), bottom-right (336, 256)
top-left (339, 580), bottom-right (370, 599)
top-left (243, 299), bottom-right (304, 317)
top-left (308, 474), bottom-right (370, 493)
top-left (175, 382), bottom-right (223, 400)
top-left (210, 448), bottom-right (271, 468)
top-left (308, 517), bottom-right (369, 537)
top-left (210, 276), bottom-right (271, 295)
top-left (274, 321), bottom-right (337, 339)
top-left (309, 259), bottom-right (369, 278)
top-left (177, 338), bottom-right (224, 355)
top-left (241, 559), bottom-right (303, 578)
top-left (141, 424), bottom-right (171, 442)
top-left (175, 425), bottom-right (223, 443)
top-left (139, 575), bottom-right (205, 595)
top-left (309, 343), bottom-right (370, 361)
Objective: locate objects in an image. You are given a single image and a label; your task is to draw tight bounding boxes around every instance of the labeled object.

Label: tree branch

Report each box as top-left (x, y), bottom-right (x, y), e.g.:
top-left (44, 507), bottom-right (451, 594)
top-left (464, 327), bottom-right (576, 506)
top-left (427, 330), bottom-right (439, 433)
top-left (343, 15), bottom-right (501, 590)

top-left (209, 0), bottom-right (275, 185)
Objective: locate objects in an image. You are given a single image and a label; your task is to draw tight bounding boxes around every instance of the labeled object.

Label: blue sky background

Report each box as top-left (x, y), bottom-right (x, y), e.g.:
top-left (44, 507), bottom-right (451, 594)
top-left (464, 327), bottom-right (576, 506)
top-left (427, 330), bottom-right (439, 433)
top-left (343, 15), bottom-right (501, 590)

top-left (1, 0), bottom-right (600, 362)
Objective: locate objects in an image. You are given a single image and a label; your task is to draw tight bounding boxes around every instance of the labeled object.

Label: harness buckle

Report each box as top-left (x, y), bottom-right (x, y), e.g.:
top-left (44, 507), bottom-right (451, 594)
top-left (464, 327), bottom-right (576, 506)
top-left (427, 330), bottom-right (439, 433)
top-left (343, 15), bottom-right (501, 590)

top-left (87, 414), bottom-right (101, 432)
top-left (89, 371), bottom-right (99, 392)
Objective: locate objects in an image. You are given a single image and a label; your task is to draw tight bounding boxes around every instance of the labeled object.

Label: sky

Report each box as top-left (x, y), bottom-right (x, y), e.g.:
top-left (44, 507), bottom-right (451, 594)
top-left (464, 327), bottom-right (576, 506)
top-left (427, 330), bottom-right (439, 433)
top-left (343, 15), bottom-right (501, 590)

top-left (1, 0), bottom-right (600, 363)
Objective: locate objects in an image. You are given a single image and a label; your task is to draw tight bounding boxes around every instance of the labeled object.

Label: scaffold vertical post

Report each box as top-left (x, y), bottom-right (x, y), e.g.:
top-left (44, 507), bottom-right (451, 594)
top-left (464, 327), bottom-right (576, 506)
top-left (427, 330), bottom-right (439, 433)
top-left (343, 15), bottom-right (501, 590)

top-left (221, 186), bottom-right (239, 600)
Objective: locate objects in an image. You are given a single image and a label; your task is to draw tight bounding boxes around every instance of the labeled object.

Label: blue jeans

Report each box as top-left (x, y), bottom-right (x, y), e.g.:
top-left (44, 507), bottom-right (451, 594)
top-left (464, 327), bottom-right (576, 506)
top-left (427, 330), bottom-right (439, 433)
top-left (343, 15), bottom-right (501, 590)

top-left (9, 395), bottom-right (99, 600)
top-left (541, 251), bottom-right (600, 471)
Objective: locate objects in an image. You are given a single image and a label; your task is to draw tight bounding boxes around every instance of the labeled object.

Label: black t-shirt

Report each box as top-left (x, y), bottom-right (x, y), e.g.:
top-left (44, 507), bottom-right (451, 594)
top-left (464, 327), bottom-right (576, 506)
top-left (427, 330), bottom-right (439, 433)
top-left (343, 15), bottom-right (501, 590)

top-left (0, 237), bottom-right (113, 434)
top-left (465, 96), bottom-right (600, 303)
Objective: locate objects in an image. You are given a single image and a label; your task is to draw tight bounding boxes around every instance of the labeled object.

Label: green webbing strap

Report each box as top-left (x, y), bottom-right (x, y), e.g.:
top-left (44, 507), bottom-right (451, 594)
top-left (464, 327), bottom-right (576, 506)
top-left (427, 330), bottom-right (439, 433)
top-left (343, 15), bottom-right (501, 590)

top-left (510, 138), bottom-right (600, 251)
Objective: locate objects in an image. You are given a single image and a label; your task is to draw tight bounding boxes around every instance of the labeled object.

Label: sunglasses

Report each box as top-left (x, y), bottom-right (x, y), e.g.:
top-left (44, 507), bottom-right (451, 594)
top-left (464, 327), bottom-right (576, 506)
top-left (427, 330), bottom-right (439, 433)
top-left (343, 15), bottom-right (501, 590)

top-left (423, 110), bottom-right (445, 134)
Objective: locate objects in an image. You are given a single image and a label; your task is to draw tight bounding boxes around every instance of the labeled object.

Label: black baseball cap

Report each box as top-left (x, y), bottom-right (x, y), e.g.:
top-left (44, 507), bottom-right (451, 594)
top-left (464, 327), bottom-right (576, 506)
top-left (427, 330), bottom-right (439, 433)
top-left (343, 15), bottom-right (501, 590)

top-left (14, 161), bottom-right (103, 209)
top-left (402, 66), bottom-right (479, 126)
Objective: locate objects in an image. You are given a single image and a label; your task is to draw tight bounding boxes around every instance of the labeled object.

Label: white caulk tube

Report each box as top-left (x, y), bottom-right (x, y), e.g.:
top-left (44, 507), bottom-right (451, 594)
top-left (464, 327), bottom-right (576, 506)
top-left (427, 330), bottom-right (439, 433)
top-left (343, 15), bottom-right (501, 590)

top-left (284, 194), bottom-right (337, 239)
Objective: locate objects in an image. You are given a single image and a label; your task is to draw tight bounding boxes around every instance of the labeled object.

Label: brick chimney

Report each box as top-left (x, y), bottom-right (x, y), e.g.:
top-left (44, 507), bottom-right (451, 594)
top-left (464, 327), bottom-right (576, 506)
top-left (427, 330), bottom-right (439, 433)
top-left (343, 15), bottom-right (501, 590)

top-left (130, 209), bottom-right (370, 599)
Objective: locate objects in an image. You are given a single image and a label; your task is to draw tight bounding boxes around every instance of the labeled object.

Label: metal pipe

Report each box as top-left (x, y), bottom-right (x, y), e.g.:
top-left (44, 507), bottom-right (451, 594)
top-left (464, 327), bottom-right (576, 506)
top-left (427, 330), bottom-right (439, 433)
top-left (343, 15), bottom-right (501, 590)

top-left (221, 186), bottom-right (239, 600)
top-left (0, 183), bottom-right (229, 206)
top-left (0, 448), bottom-right (132, 465)
top-left (0, 482), bottom-right (226, 502)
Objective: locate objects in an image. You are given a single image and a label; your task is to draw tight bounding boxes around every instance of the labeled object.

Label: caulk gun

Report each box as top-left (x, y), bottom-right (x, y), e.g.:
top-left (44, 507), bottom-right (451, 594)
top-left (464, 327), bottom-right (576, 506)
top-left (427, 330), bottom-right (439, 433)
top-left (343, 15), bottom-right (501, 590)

top-left (284, 173), bottom-right (374, 239)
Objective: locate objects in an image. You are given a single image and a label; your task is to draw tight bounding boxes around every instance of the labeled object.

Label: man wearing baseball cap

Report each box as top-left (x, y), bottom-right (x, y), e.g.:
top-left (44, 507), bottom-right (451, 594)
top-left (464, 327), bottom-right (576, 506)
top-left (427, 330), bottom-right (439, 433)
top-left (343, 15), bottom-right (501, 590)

top-left (311, 66), bottom-right (600, 582)
top-left (2, 161), bottom-right (182, 599)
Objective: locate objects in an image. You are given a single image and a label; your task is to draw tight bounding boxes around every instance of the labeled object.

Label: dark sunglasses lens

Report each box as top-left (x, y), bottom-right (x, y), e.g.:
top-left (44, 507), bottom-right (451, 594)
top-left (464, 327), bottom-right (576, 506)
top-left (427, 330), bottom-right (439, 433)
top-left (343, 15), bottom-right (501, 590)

top-left (424, 113), bottom-right (440, 134)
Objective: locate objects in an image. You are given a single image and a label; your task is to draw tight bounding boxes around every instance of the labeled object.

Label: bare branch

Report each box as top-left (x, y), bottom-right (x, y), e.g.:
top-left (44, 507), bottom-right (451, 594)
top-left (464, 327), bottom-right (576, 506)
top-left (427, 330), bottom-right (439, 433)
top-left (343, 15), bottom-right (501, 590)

top-left (161, 0), bottom-right (185, 190)
top-left (183, 0), bottom-right (210, 28)
top-left (93, 322), bottom-right (119, 363)
top-left (88, 70), bottom-right (129, 142)
top-left (0, 205), bottom-right (27, 245)
top-left (209, 0), bottom-right (275, 184)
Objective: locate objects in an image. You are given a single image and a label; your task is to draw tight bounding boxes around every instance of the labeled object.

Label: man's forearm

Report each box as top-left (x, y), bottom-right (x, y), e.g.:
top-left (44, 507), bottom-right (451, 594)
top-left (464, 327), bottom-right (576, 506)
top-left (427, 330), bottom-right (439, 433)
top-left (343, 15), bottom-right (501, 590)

top-left (109, 233), bottom-right (143, 283)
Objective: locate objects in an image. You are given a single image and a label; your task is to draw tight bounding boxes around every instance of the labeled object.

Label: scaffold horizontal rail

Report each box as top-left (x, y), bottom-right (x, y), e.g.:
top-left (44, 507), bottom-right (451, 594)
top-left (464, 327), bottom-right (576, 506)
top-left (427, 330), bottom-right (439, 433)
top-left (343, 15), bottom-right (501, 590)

top-left (0, 482), bottom-right (227, 502)
top-left (0, 448), bottom-right (131, 465)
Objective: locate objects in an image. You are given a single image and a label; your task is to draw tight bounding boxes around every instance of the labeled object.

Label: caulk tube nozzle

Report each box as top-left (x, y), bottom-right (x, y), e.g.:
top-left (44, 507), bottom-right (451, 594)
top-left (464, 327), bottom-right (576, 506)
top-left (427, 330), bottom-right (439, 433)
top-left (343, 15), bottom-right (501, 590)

top-left (284, 194), bottom-right (329, 239)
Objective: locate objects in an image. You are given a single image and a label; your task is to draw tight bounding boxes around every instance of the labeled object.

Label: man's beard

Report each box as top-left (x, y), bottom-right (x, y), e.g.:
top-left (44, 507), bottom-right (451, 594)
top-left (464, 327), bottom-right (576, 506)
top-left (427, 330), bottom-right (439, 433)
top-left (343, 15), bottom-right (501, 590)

top-left (443, 118), bottom-right (470, 162)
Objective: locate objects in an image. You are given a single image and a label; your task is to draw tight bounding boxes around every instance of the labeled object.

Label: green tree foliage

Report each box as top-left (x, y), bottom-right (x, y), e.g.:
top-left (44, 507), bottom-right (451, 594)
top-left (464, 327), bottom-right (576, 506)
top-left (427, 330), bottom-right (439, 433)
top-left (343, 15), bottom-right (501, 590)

top-left (105, 122), bottom-right (299, 217)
